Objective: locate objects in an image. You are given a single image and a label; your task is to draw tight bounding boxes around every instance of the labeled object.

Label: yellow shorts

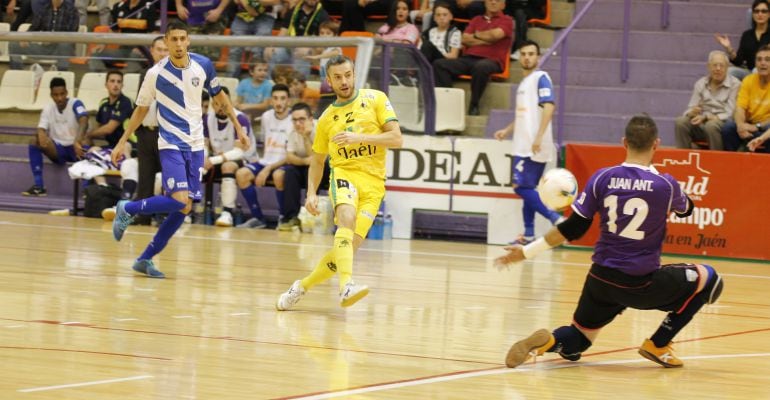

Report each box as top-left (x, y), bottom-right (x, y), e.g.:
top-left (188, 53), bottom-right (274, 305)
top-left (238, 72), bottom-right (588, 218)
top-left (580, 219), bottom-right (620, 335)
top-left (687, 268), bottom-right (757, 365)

top-left (328, 168), bottom-right (385, 238)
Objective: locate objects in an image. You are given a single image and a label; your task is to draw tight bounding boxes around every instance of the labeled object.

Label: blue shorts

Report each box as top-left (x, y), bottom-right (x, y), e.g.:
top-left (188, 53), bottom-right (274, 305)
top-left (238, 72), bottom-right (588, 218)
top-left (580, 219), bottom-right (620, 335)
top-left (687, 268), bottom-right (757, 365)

top-left (245, 162), bottom-right (287, 177)
top-left (160, 149), bottom-right (204, 201)
top-left (50, 143), bottom-right (79, 165)
top-left (511, 156), bottom-right (546, 188)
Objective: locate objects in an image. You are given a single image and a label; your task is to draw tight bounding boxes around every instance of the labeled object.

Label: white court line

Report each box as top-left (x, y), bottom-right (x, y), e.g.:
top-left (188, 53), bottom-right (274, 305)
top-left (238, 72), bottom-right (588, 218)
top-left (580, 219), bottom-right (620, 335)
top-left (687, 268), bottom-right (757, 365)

top-left (171, 315), bottom-right (193, 319)
top-left (289, 352), bottom-right (770, 399)
top-left (60, 321), bottom-right (82, 325)
top-left (3, 221), bottom-right (770, 280)
top-left (18, 375), bottom-right (153, 393)
top-left (229, 312), bottom-right (250, 316)
top-left (114, 318), bottom-right (138, 322)
top-left (4, 325), bottom-right (25, 328)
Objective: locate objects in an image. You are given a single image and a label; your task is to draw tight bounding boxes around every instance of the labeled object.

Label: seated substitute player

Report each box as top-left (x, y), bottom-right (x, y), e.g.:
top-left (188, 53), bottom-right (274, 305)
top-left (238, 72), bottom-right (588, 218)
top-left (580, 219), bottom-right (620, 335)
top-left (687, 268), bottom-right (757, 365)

top-left (203, 87), bottom-right (258, 226)
top-left (235, 83), bottom-right (293, 229)
top-left (23, 77), bottom-right (88, 196)
top-left (276, 55), bottom-right (403, 310)
top-left (496, 114), bottom-right (724, 369)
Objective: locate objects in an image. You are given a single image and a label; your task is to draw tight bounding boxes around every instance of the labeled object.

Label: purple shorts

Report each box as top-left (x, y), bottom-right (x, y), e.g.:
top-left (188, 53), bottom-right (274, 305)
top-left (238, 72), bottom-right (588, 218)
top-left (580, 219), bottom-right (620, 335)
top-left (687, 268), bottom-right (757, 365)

top-left (160, 149), bottom-right (204, 200)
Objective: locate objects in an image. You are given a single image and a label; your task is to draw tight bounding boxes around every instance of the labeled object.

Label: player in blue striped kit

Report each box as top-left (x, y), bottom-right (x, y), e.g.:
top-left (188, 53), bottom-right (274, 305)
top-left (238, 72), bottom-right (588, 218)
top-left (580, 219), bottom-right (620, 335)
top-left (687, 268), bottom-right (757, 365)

top-left (110, 22), bottom-right (249, 278)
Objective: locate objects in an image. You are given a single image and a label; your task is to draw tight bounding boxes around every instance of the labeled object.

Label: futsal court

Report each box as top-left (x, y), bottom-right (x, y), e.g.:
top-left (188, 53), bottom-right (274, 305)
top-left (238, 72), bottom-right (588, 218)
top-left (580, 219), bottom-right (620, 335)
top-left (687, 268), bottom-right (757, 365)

top-left (0, 211), bottom-right (767, 399)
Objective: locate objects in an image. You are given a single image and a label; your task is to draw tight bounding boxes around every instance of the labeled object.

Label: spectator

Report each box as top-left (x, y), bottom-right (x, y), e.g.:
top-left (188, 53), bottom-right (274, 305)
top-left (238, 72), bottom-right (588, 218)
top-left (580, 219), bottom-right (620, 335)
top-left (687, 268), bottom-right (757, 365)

top-left (85, 71), bottom-right (136, 151)
top-left (288, 70), bottom-right (320, 113)
top-left (433, 0), bottom-right (513, 115)
top-left (9, 0), bottom-right (78, 71)
top-left (715, 0), bottom-right (770, 80)
top-left (226, 0), bottom-right (278, 77)
top-left (419, 1), bottom-right (461, 64)
top-left (721, 44), bottom-right (770, 153)
top-left (340, 0), bottom-right (390, 32)
top-left (22, 77), bottom-right (88, 197)
top-left (304, 19), bottom-right (341, 93)
top-left (505, 0), bottom-right (545, 60)
top-left (74, 0), bottom-right (109, 26)
top-left (132, 36), bottom-right (168, 226)
top-left (675, 51), bottom-right (739, 150)
top-left (276, 102), bottom-right (330, 231)
top-left (235, 60), bottom-right (274, 120)
top-left (203, 87), bottom-right (258, 226)
top-left (175, 0), bottom-right (231, 61)
top-left (377, 0), bottom-right (420, 45)
top-left (235, 84), bottom-right (293, 228)
top-left (410, 0), bottom-right (434, 33)
top-left (265, 0), bottom-right (329, 76)
top-left (89, 0), bottom-right (157, 73)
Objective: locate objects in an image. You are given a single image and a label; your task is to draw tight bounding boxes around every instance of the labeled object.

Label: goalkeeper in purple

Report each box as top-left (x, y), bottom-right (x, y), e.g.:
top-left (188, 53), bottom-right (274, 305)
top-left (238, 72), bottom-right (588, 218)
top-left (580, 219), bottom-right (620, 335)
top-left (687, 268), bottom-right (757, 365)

top-left (110, 22), bottom-right (249, 278)
top-left (496, 114), bottom-right (724, 369)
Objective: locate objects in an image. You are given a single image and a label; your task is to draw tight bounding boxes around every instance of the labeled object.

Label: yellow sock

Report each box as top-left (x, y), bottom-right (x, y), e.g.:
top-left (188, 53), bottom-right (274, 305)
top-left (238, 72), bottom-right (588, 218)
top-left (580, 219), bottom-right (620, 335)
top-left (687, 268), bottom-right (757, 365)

top-left (300, 249), bottom-right (336, 290)
top-left (333, 227), bottom-right (355, 291)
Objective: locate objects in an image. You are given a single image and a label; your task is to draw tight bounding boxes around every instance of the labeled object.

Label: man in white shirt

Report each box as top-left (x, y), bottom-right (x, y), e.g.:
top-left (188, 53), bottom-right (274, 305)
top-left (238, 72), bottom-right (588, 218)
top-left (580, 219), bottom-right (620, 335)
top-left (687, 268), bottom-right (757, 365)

top-left (493, 40), bottom-right (562, 244)
top-left (23, 77), bottom-right (88, 196)
top-left (276, 102), bottom-right (330, 231)
top-left (235, 84), bottom-right (292, 229)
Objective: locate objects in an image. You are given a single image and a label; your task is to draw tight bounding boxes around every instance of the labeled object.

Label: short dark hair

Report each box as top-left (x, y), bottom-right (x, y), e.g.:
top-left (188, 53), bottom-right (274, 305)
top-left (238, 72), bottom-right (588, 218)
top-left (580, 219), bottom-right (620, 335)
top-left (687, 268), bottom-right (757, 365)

top-left (105, 70), bottom-right (123, 82)
top-left (50, 77), bottom-right (66, 90)
top-left (289, 70), bottom-right (307, 84)
top-left (518, 39), bottom-right (540, 54)
top-left (319, 19), bottom-right (340, 35)
top-left (250, 59), bottom-right (267, 71)
top-left (202, 90), bottom-right (210, 102)
top-left (151, 35), bottom-right (164, 47)
top-left (219, 86), bottom-right (230, 96)
top-left (625, 113), bottom-right (658, 151)
top-left (433, 1), bottom-right (453, 14)
top-left (291, 102), bottom-right (312, 117)
top-left (272, 83), bottom-right (290, 96)
top-left (165, 21), bottom-right (189, 35)
top-left (757, 44), bottom-right (770, 57)
top-left (325, 55), bottom-right (354, 75)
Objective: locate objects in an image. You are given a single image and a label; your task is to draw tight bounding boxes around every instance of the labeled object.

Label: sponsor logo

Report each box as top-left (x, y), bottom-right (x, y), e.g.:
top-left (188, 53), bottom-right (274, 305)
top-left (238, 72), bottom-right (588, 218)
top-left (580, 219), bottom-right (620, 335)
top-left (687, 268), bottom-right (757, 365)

top-left (166, 177), bottom-right (175, 189)
top-left (654, 152), bottom-right (724, 230)
top-left (192, 77), bottom-right (200, 87)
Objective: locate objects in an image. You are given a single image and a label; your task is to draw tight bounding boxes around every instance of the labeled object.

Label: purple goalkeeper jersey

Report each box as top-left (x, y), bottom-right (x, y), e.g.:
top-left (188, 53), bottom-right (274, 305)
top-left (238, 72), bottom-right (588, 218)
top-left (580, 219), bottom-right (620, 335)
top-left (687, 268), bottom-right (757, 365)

top-left (571, 163), bottom-right (689, 276)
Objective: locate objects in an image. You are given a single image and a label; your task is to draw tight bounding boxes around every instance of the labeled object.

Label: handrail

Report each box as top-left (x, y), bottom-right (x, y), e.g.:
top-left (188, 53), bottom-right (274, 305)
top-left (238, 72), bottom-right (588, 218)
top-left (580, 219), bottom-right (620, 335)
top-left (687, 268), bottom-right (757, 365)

top-left (538, 0), bottom-right (597, 157)
top-left (621, 0), bottom-right (630, 82)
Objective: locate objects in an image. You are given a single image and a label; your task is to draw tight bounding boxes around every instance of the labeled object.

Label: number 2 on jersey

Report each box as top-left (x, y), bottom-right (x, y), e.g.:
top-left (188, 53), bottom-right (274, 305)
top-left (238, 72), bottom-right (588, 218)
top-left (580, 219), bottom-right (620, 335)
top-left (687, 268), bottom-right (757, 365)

top-left (604, 195), bottom-right (649, 240)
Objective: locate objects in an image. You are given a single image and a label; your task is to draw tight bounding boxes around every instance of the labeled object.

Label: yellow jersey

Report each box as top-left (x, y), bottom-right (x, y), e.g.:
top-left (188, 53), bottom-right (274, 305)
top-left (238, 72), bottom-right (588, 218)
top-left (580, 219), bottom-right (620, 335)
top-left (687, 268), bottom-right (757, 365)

top-left (314, 89), bottom-right (398, 180)
top-left (737, 73), bottom-right (770, 124)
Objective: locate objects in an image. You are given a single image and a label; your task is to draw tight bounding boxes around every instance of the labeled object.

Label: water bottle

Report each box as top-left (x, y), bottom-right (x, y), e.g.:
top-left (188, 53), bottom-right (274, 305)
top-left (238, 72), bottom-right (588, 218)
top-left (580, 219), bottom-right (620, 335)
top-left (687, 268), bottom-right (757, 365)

top-left (384, 214), bottom-right (393, 240)
top-left (204, 198), bottom-right (213, 225)
top-left (369, 212), bottom-right (384, 240)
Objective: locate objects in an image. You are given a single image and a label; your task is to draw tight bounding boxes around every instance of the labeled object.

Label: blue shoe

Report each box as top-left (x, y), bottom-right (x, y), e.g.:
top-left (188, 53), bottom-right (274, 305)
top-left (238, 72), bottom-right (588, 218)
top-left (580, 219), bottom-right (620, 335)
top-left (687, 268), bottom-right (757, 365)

top-left (509, 235), bottom-right (535, 245)
top-left (112, 200), bottom-right (134, 242)
top-left (132, 259), bottom-right (165, 279)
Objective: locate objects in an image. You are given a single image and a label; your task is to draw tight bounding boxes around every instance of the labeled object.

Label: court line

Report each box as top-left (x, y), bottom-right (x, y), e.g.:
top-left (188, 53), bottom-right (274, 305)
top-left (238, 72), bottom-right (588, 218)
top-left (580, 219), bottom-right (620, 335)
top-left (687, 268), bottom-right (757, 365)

top-left (0, 345), bottom-right (172, 361)
top-left (273, 351), bottom-right (770, 399)
top-left (273, 327), bottom-right (770, 399)
top-left (18, 375), bottom-right (153, 393)
top-left (2, 221), bottom-right (769, 280)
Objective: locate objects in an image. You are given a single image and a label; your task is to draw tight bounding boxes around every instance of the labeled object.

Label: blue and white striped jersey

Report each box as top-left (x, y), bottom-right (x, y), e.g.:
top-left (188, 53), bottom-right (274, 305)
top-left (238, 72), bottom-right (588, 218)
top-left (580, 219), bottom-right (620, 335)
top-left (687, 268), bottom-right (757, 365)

top-left (136, 53), bottom-right (221, 152)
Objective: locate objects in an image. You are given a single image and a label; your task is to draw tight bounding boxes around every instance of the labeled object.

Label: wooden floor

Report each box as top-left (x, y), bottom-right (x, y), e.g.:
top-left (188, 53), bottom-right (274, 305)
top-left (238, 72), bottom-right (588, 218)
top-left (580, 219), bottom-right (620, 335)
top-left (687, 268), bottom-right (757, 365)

top-left (0, 211), bottom-right (768, 399)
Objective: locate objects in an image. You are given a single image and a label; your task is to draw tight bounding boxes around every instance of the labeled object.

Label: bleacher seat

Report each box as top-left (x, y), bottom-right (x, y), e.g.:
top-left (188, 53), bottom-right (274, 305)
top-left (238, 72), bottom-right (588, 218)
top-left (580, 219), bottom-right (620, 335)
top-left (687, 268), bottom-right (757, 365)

top-left (388, 85), bottom-right (422, 132)
top-left (340, 31), bottom-right (375, 60)
top-left (0, 70), bottom-right (36, 109)
top-left (18, 70), bottom-right (76, 111)
top-left (434, 87), bottom-right (466, 133)
top-left (219, 77), bottom-right (239, 96)
top-left (459, 53), bottom-right (510, 81)
top-left (123, 72), bottom-right (140, 101)
top-left (0, 22), bottom-right (10, 63)
top-left (528, 0), bottom-right (551, 27)
top-left (77, 72), bottom-right (108, 112)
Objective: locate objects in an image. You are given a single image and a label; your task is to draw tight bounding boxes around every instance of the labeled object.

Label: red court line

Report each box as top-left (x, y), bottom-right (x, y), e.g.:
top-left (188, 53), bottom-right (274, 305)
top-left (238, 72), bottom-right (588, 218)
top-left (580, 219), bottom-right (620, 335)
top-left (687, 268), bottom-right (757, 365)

top-left (0, 345), bottom-right (172, 361)
top-left (0, 318), bottom-right (499, 367)
top-left (386, 185), bottom-right (520, 199)
top-left (270, 326), bottom-right (770, 400)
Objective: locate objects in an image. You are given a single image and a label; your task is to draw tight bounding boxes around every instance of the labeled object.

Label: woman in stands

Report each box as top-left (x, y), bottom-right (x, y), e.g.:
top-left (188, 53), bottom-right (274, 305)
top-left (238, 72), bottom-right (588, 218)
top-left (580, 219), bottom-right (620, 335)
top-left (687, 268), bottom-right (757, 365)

top-left (715, 0), bottom-right (770, 80)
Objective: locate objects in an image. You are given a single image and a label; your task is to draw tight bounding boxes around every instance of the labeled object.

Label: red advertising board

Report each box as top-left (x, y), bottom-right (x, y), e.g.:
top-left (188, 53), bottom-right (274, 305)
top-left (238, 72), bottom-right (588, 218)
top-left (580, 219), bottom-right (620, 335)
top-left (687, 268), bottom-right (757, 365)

top-left (565, 144), bottom-right (770, 261)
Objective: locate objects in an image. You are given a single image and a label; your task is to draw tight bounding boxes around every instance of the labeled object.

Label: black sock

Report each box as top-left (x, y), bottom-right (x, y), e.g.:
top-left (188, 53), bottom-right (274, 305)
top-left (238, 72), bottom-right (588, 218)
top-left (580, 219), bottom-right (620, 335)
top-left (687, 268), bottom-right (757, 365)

top-left (551, 325), bottom-right (592, 355)
top-left (122, 180), bottom-right (137, 200)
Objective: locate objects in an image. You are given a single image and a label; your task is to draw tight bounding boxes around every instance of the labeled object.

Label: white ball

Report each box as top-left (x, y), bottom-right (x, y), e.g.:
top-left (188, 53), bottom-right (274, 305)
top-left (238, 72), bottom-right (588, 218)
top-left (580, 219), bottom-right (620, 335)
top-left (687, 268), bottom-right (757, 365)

top-left (538, 168), bottom-right (579, 210)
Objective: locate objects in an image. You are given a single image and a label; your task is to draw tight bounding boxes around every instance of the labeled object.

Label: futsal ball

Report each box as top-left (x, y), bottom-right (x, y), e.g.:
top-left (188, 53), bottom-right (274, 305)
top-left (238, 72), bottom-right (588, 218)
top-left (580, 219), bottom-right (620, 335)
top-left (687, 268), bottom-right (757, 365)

top-left (538, 168), bottom-right (579, 210)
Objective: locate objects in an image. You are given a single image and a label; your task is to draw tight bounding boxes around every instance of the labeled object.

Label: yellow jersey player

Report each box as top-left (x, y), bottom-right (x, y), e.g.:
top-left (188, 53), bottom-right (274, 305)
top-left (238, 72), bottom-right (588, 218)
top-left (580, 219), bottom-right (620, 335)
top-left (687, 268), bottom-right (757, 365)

top-left (276, 55), bottom-right (403, 310)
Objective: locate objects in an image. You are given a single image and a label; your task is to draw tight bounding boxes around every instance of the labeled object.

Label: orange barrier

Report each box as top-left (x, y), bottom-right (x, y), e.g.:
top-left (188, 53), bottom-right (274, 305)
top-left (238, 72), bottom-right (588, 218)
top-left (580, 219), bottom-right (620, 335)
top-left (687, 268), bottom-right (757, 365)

top-left (565, 143), bottom-right (770, 261)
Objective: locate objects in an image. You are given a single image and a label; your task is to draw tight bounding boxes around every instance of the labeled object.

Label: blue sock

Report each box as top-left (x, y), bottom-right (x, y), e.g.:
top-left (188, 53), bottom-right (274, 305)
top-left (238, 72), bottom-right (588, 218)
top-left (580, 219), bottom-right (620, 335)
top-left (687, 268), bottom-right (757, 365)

top-left (28, 145), bottom-right (44, 187)
top-left (240, 186), bottom-right (263, 220)
top-left (276, 189), bottom-right (285, 216)
top-left (516, 186), bottom-right (560, 232)
top-left (125, 195), bottom-right (186, 216)
top-left (514, 186), bottom-right (537, 237)
top-left (139, 211), bottom-right (186, 260)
